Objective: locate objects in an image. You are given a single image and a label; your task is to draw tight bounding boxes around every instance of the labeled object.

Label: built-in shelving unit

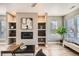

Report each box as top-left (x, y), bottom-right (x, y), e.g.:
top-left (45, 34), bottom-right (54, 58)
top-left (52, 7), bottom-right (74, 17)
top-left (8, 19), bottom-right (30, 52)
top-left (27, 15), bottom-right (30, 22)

top-left (37, 14), bottom-right (47, 46)
top-left (8, 22), bottom-right (16, 44)
top-left (7, 13), bottom-right (16, 44)
top-left (38, 23), bottom-right (46, 46)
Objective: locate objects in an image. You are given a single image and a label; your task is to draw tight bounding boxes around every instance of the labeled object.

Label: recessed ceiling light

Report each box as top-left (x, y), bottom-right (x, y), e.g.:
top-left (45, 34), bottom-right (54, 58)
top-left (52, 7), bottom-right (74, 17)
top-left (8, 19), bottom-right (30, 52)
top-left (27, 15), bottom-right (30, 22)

top-left (70, 5), bottom-right (76, 9)
top-left (32, 3), bottom-right (37, 7)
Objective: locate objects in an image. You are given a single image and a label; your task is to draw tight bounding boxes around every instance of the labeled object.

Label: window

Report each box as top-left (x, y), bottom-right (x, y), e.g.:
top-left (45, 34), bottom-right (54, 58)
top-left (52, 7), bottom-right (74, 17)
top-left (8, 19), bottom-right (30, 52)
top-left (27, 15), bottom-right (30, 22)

top-left (0, 16), bottom-right (6, 40)
top-left (50, 20), bottom-right (58, 33)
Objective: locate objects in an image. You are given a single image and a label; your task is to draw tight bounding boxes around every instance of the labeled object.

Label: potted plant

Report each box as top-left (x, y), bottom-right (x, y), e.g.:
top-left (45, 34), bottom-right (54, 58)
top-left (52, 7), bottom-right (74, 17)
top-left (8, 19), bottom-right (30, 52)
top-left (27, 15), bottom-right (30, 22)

top-left (56, 26), bottom-right (67, 43)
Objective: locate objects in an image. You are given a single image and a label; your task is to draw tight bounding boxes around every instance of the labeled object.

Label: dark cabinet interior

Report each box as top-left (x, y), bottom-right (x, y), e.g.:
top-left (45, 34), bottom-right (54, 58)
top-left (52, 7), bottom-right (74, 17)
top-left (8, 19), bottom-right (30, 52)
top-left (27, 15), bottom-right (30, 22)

top-left (38, 23), bottom-right (46, 29)
top-left (8, 22), bottom-right (16, 44)
top-left (8, 38), bottom-right (16, 44)
top-left (38, 30), bottom-right (46, 36)
top-left (38, 38), bottom-right (46, 42)
top-left (9, 30), bottom-right (16, 37)
top-left (9, 23), bottom-right (16, 29)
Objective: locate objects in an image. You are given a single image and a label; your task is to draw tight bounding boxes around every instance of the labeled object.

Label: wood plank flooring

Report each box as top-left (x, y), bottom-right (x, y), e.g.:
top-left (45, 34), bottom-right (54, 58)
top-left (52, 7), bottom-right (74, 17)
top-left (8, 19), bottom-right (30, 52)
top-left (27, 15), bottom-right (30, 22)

top-left (35, 43), bottom-right (79, 56)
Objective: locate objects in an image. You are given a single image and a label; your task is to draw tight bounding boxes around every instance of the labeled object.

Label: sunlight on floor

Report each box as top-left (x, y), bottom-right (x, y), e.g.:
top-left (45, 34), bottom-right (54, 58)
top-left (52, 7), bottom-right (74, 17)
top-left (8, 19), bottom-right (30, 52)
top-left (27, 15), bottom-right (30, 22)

top-left (36, 42), bottom-right (78, 56)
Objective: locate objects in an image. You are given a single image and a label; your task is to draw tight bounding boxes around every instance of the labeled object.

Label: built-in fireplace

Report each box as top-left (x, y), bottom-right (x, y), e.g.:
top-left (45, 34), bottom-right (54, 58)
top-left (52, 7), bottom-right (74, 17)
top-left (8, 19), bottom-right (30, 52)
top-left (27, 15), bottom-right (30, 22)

top-left (21, 32), bottom-right (33, 39)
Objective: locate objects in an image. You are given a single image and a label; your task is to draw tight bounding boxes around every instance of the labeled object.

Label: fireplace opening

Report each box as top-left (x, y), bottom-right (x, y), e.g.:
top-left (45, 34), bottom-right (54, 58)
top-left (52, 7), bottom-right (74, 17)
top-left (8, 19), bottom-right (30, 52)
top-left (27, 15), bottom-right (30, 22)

top-left (21, 32), bottom-right (33, 39)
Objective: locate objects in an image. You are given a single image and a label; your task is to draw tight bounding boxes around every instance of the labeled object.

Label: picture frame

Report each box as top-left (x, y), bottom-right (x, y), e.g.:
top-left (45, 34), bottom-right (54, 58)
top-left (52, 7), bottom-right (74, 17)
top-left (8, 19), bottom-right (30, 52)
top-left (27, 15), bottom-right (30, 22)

top-left (21, 18), bottom-right (26, 24)
top-left (21, 17), bottom-right (33, 30)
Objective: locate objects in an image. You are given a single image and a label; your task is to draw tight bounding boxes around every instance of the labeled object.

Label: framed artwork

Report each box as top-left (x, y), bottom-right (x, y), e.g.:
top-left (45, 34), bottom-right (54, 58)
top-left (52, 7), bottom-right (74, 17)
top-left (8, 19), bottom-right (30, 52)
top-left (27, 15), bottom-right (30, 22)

top-left (21, 17), bottom-right (33, 30)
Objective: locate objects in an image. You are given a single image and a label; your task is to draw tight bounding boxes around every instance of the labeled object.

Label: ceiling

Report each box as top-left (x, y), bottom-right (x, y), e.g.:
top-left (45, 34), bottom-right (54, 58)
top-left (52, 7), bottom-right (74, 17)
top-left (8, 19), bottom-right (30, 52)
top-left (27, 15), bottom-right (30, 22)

top-left (0, 3), bottom-right (79, 16)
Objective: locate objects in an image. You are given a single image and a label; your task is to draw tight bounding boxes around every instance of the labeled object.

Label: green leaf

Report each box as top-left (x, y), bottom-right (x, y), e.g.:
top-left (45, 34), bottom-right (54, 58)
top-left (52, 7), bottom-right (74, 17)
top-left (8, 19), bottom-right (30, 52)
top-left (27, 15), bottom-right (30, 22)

top-left (56, 26), bottom-right (67, 35)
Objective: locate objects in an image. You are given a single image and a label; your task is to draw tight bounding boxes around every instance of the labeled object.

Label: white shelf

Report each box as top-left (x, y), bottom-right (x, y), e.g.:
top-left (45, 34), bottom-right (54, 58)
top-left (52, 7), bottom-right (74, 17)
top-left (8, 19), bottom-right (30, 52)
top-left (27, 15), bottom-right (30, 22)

top-left (38, 29), bottom-right (46, 30)
top-left (38, 42), bottom-right (45, 44)
top-left (8, 29), bottom-right (16, 30)
top-left (8, 21), bottom-right (16, 23)
top-left (38, 21), bottom-right (46, 23)
top-left (38, 36), bottom-right (46, 38)
top-left (8, 37), bottom-right (16, 38)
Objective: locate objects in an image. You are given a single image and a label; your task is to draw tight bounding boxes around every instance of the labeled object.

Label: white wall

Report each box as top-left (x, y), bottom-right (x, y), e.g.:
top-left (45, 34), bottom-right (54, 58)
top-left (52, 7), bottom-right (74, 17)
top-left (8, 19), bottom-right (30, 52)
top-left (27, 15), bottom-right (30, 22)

top-left (16, 12), bottom-right (37, 45)
top-left (47, 16), bottom-right (62, 42)
top-left (0, 7), bottom-right (6, 15)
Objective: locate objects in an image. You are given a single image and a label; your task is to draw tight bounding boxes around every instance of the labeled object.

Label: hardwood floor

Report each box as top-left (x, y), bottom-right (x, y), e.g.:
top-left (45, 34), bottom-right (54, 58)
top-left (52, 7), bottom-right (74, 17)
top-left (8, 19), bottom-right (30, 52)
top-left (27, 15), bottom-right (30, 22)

top-left (0, 42), bottom-right (79, 56)
top-left (35, 42), bottom-right (79, 56)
